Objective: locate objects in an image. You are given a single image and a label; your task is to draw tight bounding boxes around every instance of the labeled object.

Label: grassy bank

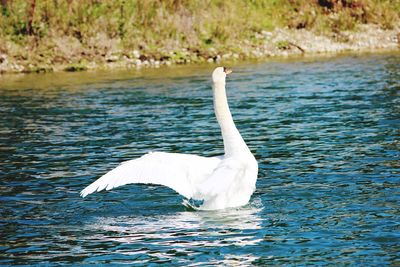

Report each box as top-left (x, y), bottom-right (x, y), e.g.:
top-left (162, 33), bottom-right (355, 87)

top-left (0, 0), bottom-right (399, 74)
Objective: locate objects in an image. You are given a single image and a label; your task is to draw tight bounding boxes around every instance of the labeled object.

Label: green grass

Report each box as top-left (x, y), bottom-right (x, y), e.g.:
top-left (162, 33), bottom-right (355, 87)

top-left (0, 0), bottom-right (399, 70)
top-left (64, 62), bottom-right (88, 72)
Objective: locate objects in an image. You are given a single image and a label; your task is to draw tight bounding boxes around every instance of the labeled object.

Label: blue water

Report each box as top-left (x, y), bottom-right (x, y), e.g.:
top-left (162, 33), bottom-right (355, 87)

top-left (1, 53), bottom-right (399, 266)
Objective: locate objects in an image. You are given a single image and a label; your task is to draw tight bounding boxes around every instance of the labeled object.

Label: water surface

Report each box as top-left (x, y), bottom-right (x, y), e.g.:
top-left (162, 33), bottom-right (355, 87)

top-left (1, 53), bottom-right (399, 265)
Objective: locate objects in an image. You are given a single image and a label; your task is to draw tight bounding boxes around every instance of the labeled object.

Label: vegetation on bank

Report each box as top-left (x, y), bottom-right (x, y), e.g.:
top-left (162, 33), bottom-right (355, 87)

top-left (0, 0), bottom-right (399, 73)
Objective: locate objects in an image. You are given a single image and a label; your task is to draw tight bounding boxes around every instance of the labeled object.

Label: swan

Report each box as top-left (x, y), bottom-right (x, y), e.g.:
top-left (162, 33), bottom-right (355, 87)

top-left (80, 67), bottom-right (258, 210)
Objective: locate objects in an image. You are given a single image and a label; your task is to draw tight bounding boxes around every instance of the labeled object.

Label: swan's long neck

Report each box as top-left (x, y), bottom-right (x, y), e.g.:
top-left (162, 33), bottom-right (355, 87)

top-left (213, 80), bottom-right (249, 156)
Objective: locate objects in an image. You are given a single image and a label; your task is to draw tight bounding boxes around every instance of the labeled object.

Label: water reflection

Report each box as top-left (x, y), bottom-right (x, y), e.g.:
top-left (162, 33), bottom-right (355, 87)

top-left (77, 201), bottom-right (264, 265)
top-left (87, 202), bottom-right (263, 245)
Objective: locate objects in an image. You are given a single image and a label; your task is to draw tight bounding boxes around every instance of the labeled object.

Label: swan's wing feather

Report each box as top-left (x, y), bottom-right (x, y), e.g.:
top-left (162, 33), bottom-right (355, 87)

top-left (80, 152), bottom-right (221, 198)
top-left (197, 158), bottom-right (243, 199)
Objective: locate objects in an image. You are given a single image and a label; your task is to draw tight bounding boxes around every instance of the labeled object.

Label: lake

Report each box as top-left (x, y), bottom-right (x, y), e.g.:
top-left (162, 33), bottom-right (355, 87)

top-left (1, 53), bottom-right (399, 266)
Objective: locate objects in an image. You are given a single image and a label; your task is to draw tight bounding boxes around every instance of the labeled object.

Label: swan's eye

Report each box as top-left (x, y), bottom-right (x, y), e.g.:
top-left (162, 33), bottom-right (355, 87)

top-left (223, 67), bottom-right (232, 74)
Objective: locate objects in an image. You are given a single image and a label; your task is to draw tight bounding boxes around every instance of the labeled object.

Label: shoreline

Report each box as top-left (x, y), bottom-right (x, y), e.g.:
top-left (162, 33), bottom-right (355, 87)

top-left (1, 51), bottom-right (399, 92)
top-left (0, 24), bottom-right (399, 75)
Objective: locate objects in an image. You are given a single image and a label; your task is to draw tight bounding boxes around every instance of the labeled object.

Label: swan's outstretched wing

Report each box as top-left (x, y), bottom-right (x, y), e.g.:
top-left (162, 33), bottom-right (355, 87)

top-left (80, 152), bottom-right (221, 199)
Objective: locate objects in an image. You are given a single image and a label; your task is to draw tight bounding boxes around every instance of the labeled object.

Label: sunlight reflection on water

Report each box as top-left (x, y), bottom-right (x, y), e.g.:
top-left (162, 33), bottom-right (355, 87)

top-left (81, 200), bottom-right (263, 265)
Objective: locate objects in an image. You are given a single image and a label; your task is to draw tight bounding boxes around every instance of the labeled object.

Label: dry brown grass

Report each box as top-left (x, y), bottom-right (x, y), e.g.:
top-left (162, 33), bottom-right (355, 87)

top-left (0, 0), bottom-right (398, 71)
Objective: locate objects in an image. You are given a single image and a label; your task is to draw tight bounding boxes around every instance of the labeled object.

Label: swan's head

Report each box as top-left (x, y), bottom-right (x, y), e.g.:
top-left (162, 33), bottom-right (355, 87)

top-left (212, 67), bottom-right (232, 84)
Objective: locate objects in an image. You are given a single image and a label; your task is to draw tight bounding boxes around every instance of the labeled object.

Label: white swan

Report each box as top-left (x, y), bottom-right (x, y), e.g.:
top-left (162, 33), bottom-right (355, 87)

top-left (80, 67), bottom-right (258, 210)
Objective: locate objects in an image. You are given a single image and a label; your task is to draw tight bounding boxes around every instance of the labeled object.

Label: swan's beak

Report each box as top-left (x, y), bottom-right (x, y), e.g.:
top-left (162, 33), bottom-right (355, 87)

top-left (223, 67), bottom-right (232, 75)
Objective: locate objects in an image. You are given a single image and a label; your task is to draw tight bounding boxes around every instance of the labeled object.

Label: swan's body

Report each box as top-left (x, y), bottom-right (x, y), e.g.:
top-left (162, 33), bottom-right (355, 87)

top-left (80, 67), bottom-right (258, 210)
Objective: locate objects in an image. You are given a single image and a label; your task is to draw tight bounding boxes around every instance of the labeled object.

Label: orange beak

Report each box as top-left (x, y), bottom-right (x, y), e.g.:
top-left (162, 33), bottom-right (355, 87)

top-left (223, 67), bottom-right (232, 75)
